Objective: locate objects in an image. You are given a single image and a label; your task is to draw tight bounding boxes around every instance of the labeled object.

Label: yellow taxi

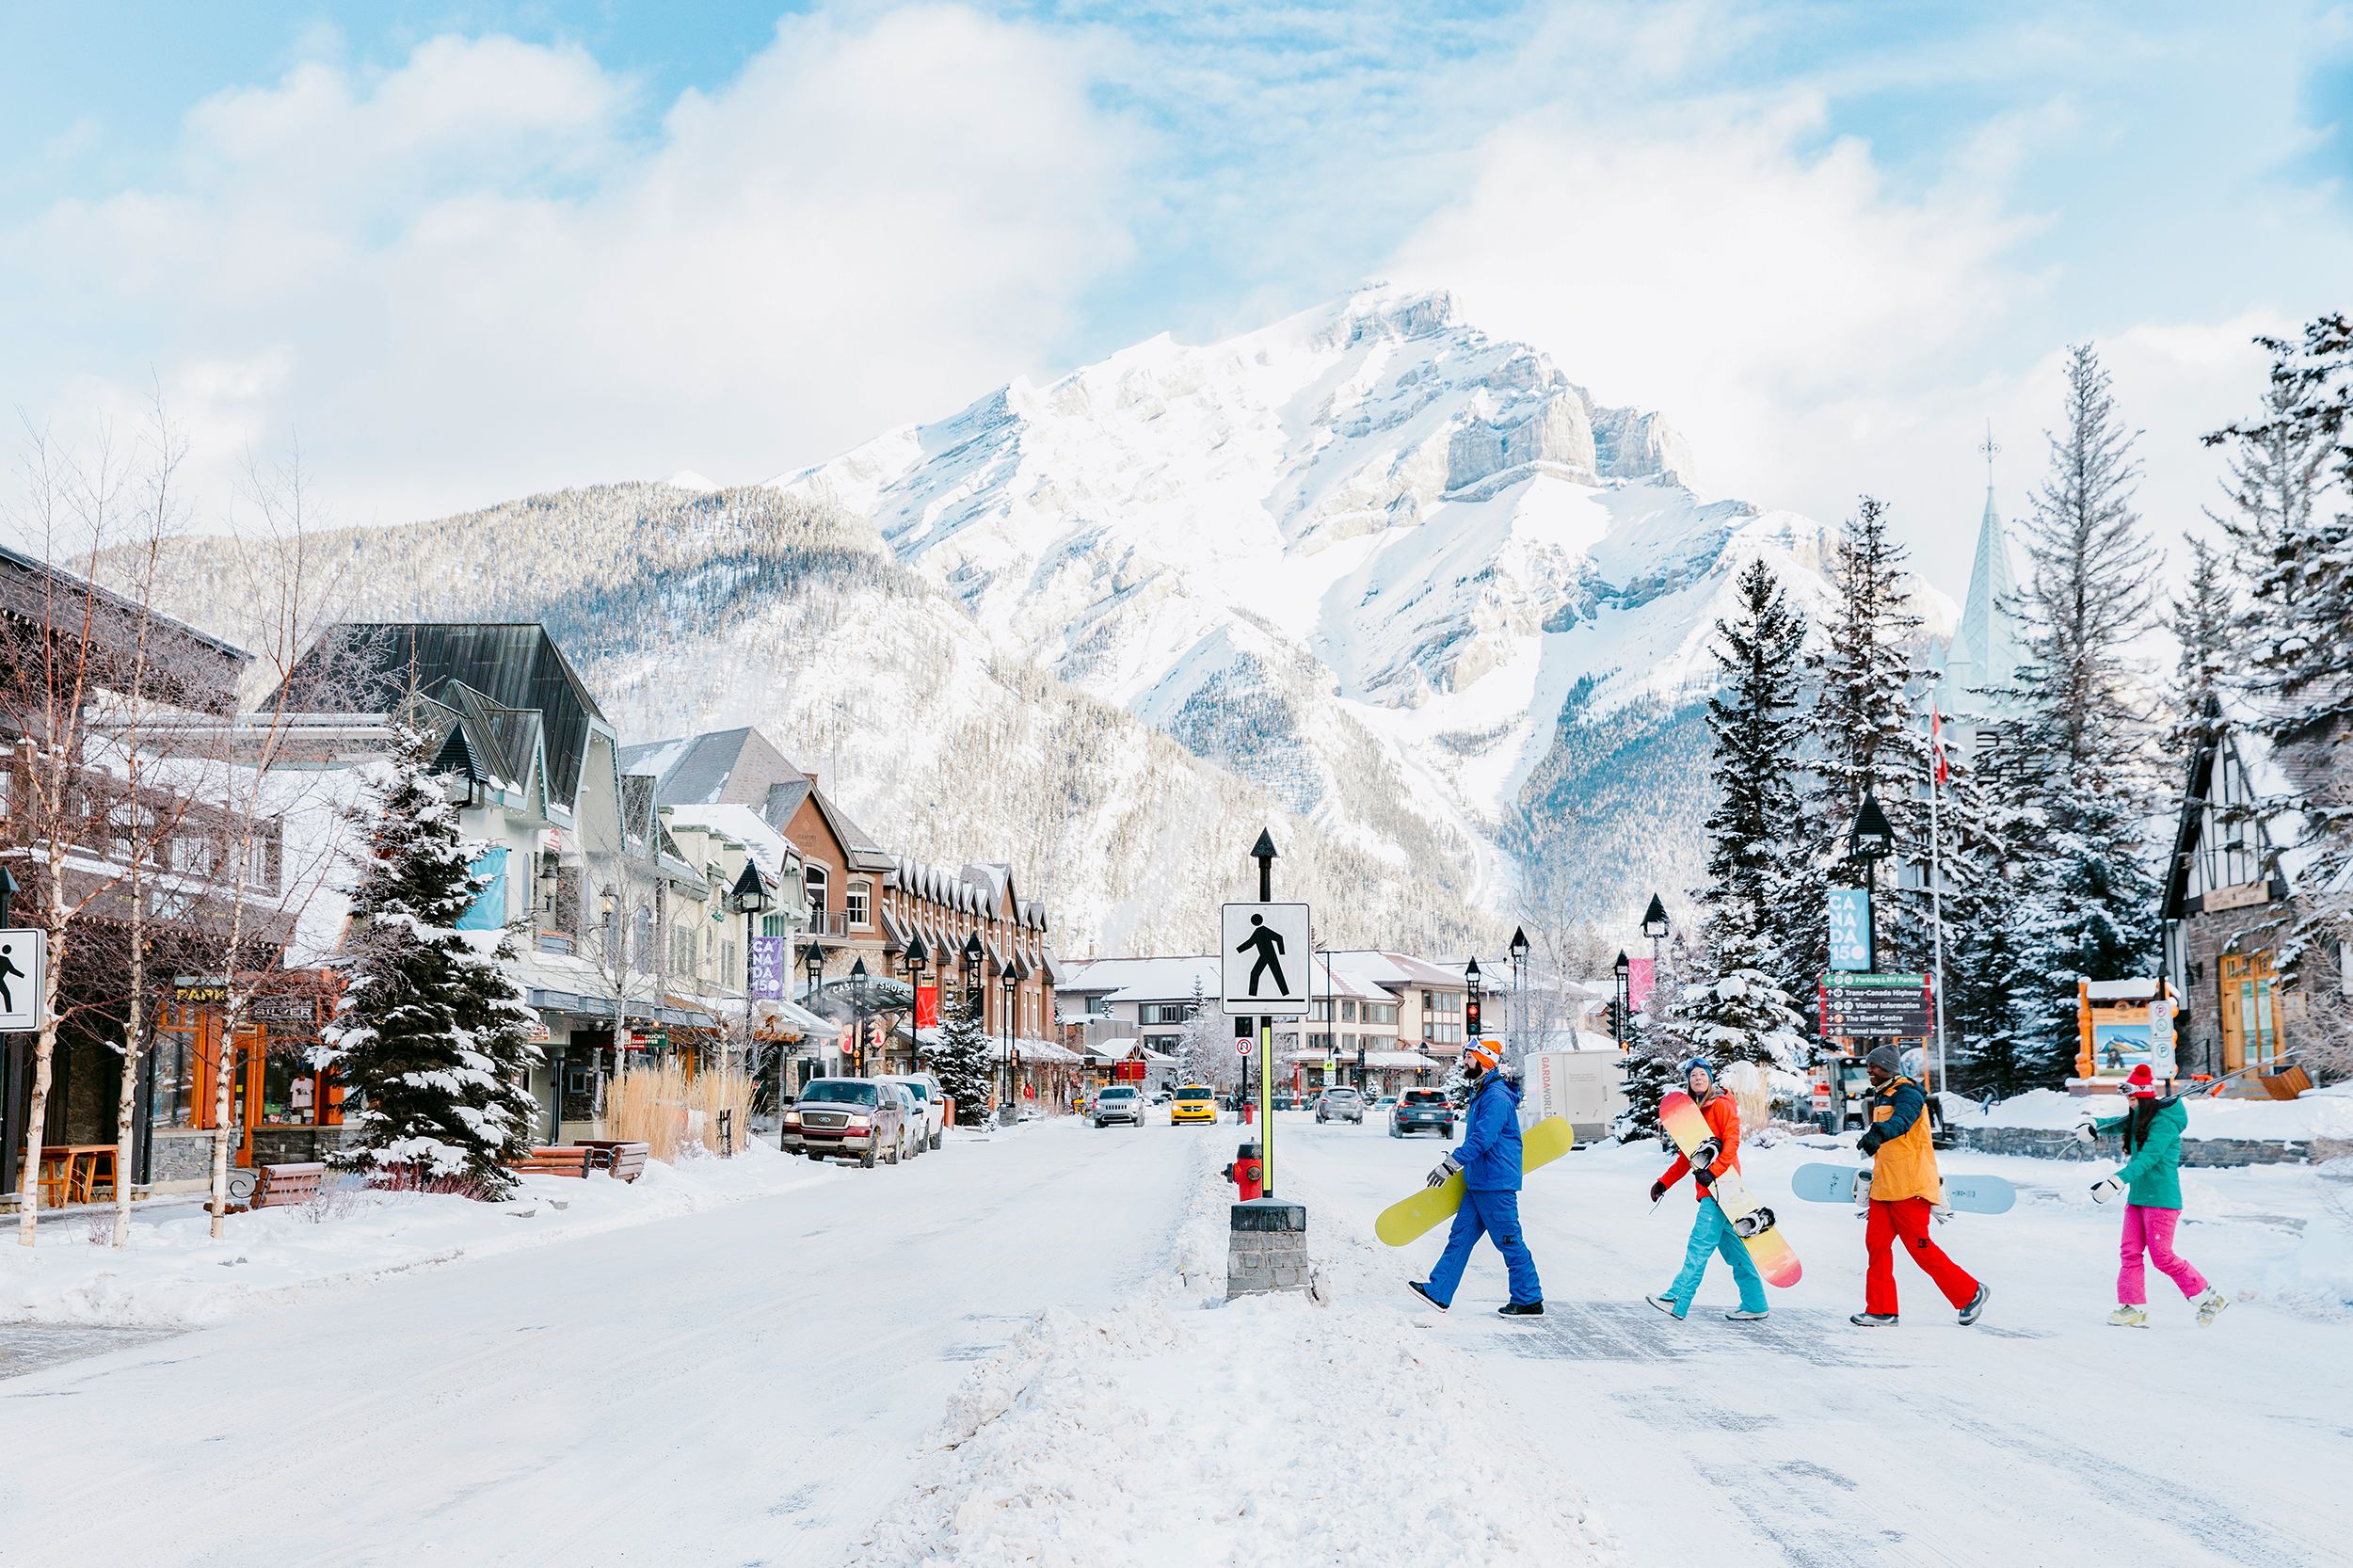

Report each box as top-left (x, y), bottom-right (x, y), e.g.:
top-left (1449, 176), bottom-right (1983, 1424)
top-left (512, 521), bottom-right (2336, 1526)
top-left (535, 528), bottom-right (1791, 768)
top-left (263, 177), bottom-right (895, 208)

top-left (1170, 1084), bottom-right (1219, 1125)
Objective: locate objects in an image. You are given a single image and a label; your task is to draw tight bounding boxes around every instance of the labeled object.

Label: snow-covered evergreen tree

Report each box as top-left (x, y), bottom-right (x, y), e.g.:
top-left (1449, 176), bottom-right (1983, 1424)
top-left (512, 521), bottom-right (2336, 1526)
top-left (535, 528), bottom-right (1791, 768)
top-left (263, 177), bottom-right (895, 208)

top-left (454, 930), bottom-right (546, 1165)
top-left (1677, 556), bottom-right (1813, 1096)
top-left (930, 982), bottom-right (994, 1125)
top-left (2003, 344), bottom-right (2165, 1076)
top-left (2165, 535), bottom-right (2234, 764)
top-left (1803, 496), bottom-right (1929, 978)
top-left (1175, 977), bottom-right (1232, 1088)
top-left (322, 732), bottom-right (538, 1194)
top-left (2206, 316), bottom-right (2353, 744)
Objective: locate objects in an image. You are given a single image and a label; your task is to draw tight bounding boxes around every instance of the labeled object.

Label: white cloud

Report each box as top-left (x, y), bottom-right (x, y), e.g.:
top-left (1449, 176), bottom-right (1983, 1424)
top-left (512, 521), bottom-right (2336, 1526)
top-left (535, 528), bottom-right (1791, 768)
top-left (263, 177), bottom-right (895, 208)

top-left (1, 5), bottom-right (1141, 528)
top-left (1385, 91), bottom-right (2296, 593)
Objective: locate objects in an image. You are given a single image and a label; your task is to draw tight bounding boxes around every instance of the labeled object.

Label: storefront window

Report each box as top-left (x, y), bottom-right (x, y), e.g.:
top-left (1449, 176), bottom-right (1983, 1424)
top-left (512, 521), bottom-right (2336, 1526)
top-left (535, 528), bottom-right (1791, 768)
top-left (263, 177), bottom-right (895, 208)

top-left (262, 1046), bottom-right (323, 1125)
top-left (153, 1027), bottom-right (199, 1128)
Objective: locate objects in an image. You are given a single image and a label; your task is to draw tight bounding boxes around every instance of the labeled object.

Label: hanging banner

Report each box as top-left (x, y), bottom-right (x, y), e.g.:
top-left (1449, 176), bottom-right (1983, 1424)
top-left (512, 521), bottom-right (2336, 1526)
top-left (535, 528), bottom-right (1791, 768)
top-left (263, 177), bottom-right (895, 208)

top-left (1828, 888), bottom-right (1873, 972)
top-left (750, 936), bottom-right (786, 1001)
top-left (916, 983), bottom-right (939, 1030)
top-left (1626, 956), bottom-right (1657, 1013)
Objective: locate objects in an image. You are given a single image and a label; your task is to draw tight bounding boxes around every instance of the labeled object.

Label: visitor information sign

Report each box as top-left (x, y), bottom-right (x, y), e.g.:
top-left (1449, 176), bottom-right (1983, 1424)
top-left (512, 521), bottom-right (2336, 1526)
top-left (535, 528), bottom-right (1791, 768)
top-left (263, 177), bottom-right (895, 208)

top-left (1827, 888), bottom-right (1874, 972)
top-left (1819, 971), bottom-right (1933, 1037)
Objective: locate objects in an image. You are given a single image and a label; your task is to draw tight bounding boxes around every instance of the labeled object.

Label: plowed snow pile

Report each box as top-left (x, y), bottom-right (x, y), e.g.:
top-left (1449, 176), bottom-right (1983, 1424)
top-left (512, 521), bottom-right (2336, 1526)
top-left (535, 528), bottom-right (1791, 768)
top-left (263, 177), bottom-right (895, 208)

top-left (861, 1137), bottom-right (1623, 1567)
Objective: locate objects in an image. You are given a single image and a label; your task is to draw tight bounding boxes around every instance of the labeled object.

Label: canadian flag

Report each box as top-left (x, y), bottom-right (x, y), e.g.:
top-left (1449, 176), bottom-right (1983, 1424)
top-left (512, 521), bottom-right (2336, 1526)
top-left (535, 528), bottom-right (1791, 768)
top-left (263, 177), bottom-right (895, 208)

top-left (1929, 706), bottom-right (1951, 786)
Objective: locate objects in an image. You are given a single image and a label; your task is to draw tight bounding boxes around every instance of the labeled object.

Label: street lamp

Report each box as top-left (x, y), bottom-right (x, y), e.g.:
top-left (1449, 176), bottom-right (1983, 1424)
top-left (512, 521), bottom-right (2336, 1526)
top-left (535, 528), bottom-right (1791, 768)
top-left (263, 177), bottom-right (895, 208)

top-left (600, 885), bottom-right (623, 1103)
top-left (1640, 894), bottom-right (1670, 1021)
top-left (1000, 960), bottom-right (1020, 1124)
top-left (903, 931), bottom-right (929, 1074)
top-left (1849, 790), bottom-right (1897, 888)
top-left (1613, 951), bottom-right (1631, 1048)
top-left (849, 955), bottom-right (872, 1076)
top-left (729, 862), bottom-right (773, 1078)
top-left (1509, 925), bottom-right (1529, 1054)
top-left (801, 939), bottom-right (825, 1080)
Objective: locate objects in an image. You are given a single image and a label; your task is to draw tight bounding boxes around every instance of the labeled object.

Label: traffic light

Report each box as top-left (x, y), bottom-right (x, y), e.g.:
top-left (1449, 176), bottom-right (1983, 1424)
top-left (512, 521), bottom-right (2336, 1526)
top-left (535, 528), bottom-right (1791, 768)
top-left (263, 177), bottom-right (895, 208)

top-left (1465, 996), bottom-right (1481, 1038)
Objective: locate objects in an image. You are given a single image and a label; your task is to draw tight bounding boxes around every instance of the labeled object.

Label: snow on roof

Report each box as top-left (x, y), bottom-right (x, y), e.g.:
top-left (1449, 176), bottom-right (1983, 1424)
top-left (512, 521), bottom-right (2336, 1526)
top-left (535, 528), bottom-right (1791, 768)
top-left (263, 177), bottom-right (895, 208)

top-left (661, 801), bottom-right (800, 879)
top-left (1060, 955), bottom-right (1220, 1000)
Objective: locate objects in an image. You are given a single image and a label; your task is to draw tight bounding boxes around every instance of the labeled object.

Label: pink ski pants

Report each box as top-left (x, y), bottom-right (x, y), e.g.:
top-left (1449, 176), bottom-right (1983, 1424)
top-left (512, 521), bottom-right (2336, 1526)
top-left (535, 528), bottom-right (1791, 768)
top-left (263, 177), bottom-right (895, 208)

top-left (2119, 1203), bottom-right (2208, 1306)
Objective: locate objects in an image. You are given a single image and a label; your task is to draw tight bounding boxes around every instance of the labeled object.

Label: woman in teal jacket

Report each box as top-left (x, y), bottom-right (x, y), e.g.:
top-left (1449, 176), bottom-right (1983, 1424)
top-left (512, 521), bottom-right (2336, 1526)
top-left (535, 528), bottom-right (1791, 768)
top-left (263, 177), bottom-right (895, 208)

top-left (2079, 1064), bottom-right (2227, 1327)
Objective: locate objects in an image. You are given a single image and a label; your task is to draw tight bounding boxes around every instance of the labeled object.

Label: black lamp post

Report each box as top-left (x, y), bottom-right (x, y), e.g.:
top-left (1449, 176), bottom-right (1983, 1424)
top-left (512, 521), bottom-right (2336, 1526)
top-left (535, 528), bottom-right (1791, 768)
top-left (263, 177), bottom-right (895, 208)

top-left (1849, 790), bottom-right (1896, 974)
top-left (1613, 951), bottom-right (1631, 1048)
top-left (903, 932), bottom-right (929, 1073)
top-left (1000, 960), bottom-right (1020, 1124)
top-left (801, 939), bottom-right (825, 1080)
top-left (1508, 925), bottom-right (1529, 1053)
top-left (849, 955), bottom-right (871, 1077)
top-left (729, 862), bottom-right (773, 1078)
top-left (1641, 894), bottom-right (1670, 1018)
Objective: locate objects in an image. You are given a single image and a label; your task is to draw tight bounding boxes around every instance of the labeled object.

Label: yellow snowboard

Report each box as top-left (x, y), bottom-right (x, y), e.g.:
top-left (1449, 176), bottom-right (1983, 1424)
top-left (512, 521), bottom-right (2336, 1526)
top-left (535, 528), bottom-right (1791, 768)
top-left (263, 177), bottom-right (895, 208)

top-left (1375, 1115), bottom-right (1577, 1247)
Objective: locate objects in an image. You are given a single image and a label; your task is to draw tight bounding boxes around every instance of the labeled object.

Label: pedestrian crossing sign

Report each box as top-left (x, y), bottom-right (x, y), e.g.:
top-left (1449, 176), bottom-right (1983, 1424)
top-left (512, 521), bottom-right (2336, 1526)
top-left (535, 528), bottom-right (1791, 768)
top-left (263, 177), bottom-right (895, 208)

top-left (0, 928), bottom-right (46, 1032)
top-left (1221, 904), bottom-right (1309, 1016)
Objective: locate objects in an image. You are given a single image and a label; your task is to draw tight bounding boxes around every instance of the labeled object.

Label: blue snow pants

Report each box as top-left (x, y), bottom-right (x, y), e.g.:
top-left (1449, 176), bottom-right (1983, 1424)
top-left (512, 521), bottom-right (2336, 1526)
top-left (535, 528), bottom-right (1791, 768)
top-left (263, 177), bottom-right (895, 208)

top-left (1665, 1196), bottom-right (1767, 1317)
top-left (1426, 1187), bottom-right (1542, 1307)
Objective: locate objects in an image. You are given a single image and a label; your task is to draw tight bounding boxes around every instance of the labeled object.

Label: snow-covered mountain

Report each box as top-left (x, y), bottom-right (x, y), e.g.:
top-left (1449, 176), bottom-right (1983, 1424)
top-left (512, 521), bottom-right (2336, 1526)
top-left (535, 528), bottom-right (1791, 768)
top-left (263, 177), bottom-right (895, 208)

top-left (773, 284), bottom-right (1944, 923)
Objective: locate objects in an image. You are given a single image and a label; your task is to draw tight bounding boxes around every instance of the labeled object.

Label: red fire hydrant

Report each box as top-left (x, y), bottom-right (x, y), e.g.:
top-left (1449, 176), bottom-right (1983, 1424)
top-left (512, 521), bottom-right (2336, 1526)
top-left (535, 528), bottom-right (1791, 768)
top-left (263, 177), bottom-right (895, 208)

top-left (1225, 1143), bottom-right (1264, 1201)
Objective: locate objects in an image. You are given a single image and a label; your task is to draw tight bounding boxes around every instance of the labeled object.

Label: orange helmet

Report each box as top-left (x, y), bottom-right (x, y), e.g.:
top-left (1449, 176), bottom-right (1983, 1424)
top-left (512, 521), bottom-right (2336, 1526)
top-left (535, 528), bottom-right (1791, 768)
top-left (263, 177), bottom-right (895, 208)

top-left (1464, 1039), bottom-right (1502, 1072)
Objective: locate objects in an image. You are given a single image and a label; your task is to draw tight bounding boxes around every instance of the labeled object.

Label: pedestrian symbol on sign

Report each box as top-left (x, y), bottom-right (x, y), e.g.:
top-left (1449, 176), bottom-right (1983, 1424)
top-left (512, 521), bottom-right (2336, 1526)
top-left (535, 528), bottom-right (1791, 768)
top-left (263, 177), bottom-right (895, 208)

top-left (1236, 914), bottom-right (1288, 997)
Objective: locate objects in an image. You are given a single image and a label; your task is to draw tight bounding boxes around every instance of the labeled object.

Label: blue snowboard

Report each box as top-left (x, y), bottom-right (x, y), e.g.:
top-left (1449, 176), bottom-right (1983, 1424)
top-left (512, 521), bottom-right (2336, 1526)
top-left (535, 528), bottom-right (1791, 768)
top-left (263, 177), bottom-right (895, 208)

top-left (1792, 1162), bottom-right (2016, 1214)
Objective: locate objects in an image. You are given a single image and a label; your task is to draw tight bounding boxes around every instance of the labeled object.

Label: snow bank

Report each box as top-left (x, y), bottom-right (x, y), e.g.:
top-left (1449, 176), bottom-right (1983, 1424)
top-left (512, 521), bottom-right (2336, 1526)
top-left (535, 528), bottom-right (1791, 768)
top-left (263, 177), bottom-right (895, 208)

top-left (1958, 1087), bottom-right (2353, 1140)
top-left (0, 1144), bottom-right (841, 1328)
top-left (860, 1134), bottom-right (1623, 1568)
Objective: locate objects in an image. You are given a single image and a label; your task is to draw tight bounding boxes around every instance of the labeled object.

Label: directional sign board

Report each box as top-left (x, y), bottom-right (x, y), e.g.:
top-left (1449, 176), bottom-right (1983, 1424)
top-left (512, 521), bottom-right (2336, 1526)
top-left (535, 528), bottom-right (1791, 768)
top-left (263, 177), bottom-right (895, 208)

top-left (1819, 971), bottom-right (1933, 1038)
top-left (0, 929), bottom-right (47, 1032)
top-left (1221, 903), bottom-right (1310, 1016)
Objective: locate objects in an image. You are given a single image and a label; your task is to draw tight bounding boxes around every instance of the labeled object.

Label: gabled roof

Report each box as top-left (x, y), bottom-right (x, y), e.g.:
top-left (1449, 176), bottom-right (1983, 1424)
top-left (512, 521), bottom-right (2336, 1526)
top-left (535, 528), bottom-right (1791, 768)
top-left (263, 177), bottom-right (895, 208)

top-left (0, 541), bottom-right (250, 717)
top-left (280, 623), bottom-right (606, 811)
top-left (620, 727), bottom-right (807, 809)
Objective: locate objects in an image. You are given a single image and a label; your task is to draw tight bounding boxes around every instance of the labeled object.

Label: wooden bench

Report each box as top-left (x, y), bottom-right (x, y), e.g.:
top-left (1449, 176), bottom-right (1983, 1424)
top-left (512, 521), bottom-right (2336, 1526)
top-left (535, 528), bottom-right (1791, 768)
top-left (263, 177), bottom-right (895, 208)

top-left (512, 1146), bottom-right (591, 1178)
top-left (250, 1161), bottom-right (326, 1209)
top-left (572, 1140), bottom-right (650, 1183)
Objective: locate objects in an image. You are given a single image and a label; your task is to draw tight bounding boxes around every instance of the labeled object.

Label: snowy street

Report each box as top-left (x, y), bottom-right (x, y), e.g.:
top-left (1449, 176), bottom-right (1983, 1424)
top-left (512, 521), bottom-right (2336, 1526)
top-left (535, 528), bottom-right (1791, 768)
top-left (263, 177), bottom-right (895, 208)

top-left (5, 1114), bottom-right (2351, 1566)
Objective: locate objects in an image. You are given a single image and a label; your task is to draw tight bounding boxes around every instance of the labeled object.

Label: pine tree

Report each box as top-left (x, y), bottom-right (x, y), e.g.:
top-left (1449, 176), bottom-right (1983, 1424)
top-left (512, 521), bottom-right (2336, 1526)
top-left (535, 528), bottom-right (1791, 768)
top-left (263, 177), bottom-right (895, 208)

top-left (1935, 741), bottom-right (2041, 1096)
top-left (2205, 317), bottom-right (2353, 744)
top-left (322, 732), bottom-right (537, 1194)
top-left (1804, 496), bottom-right (1929, 980)
top-left (1680, 557), bottom-right (1812, 1093)
top-left (931, 981), bottom-right (995, 1126)
top-left (453, 929), bottom-right (546, 1168)
top-left (2004, 344), bottom-right (2165, 1078)
top-left (2164, 536), bottom-right (2234, 764)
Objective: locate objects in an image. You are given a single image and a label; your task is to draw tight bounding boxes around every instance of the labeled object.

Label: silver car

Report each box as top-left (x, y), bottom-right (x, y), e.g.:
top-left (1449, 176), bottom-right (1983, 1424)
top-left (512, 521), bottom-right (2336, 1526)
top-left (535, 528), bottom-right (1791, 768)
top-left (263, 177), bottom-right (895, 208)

top-left (1093, 1084), bottom-right (1145, 1127)
top-left (1314, 1087), bottom-right (1367, 1124)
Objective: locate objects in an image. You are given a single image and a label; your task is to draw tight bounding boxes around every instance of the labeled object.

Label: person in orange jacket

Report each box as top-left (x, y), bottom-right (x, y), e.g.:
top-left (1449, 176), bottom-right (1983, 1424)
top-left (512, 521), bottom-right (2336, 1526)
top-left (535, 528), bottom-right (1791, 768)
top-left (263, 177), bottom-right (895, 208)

top-left (1644, 1059), bottom-right (1769, 1321)
top-left (1851, 1044), bottom-right (1989, 1327)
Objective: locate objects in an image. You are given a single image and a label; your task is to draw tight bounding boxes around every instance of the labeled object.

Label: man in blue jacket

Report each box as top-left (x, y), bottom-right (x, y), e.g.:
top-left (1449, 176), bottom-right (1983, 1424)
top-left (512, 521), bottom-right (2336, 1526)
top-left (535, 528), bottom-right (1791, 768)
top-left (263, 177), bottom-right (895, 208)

top-left (1410, 1039), bottom-right (1543, 1317)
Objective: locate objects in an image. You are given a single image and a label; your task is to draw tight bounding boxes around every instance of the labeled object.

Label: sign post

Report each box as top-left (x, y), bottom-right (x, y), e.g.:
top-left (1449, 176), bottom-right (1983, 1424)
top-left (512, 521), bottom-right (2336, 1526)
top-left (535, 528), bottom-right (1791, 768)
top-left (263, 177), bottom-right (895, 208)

top-left (0, 929), bottom-right (46, 1033)
top-left (1818, 971), bottom-right (1935, 1038)
top-left (1223, 833), bottom-right (1307, 1198)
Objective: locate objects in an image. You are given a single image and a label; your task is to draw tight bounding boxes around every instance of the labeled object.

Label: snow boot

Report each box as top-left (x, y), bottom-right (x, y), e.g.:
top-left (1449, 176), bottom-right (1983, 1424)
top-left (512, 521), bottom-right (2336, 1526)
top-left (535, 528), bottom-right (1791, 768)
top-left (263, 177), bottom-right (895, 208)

top-left (1849, 1311), bottom-right (1899, 1327)
top-left (1958, 1284), bottom-right (1991, 1326)
top-left (2107, 1304), bottom-right (2150, 1328)
top-left (1497, 1300), bottom-right (1544, 1318)
top-left (1644, 1294), bottom-right (1680, 1318)
top-left (2195, 1290), bottom-right (2229, 1326)
top-left (1407, 1280), bottom-right (1448, 1312)
top-left (1722, 1307), bottom-right (1769, 1322)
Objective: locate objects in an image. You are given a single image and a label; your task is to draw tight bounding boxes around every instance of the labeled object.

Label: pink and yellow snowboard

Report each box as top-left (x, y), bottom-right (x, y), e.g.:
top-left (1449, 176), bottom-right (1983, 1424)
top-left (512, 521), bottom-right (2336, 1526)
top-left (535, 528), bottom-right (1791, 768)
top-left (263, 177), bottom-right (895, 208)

top-left (1658, 1091), bottom-right (1802, 1288)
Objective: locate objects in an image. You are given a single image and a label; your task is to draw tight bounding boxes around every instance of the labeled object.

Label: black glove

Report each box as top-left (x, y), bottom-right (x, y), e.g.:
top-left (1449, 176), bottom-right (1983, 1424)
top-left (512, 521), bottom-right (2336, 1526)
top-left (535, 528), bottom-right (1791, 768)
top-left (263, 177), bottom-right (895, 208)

top-left (1648, 1179), bottom-right (1668, 1203)
top-left (1692, 1167), bottom-right (1715, 1192)
top-left (1857, 1129), bottom-right (1883, 1155)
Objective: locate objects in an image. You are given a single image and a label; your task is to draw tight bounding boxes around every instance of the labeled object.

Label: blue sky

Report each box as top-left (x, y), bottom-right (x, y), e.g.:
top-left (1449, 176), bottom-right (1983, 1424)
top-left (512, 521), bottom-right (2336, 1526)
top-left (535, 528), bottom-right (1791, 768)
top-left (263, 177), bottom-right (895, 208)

top-left (3, 1), bottom-right (2348, 592)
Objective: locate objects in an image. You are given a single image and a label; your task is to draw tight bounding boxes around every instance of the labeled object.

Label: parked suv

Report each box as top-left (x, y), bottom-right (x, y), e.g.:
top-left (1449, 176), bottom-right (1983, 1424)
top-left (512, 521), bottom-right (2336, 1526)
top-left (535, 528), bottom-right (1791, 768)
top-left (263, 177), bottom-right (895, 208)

top-left (1389, 1088), bottom-right (1456, 1139)
top-left (1093, 1084), bottom-right (1145, 1128)
top-left (884, 1073), bottom-right (947, 1150)
top-left (1314, 1088), bottom-right (1366, 1125)
top-left (780, 1078), bottom-right (909, 1167)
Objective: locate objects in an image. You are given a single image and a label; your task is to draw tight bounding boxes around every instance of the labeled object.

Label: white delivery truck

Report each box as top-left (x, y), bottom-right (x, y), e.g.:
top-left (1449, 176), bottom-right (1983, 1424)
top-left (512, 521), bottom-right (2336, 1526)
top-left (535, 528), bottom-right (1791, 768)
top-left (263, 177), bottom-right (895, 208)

top-left (1521, 1040), bottom-right (1630, 1143)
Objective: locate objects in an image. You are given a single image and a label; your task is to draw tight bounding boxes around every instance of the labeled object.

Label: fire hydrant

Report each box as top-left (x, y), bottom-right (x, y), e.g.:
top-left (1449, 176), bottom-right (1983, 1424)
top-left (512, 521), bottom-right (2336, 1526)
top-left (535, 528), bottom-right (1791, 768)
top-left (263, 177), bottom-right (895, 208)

top-left (1224, 1142), bottom-right (1264, 1202)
